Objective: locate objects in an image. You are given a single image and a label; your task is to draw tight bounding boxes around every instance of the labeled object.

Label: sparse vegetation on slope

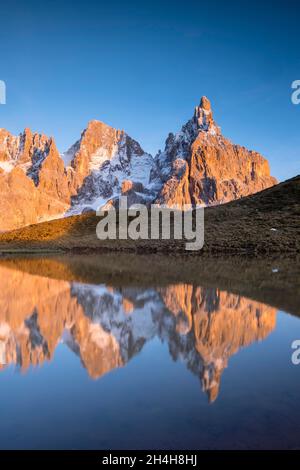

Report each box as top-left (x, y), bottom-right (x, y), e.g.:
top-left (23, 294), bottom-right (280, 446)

top-left (0, 176), bottom-right (299, 255)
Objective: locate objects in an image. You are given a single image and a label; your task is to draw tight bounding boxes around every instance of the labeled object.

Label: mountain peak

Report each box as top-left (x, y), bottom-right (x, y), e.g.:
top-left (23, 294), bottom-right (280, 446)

top-left (193, 96), bottom-right (219, 134)
top-left (153, 96), bottom-right (277, 207)
top-left (22, 127), bottom-right (32, 137)
top-left (199, 96), bottom-right (211, 111)
top-left (85, 119), bottom-right (118, 133)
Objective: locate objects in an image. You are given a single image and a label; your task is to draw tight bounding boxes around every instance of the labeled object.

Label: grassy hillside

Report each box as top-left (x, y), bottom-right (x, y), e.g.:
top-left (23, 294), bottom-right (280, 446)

top-left (0, 176), bottom-right (299, 255)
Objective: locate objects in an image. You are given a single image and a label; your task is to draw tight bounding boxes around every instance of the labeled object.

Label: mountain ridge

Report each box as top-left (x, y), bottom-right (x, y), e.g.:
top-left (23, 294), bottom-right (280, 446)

top-left (151, 96), bottom-right (277, 207)
top-left (0, 96), bottom-right (277, 231)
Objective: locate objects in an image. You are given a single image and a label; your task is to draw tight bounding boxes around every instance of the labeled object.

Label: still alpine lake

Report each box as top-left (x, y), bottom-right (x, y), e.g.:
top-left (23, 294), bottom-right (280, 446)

top-left (0, 254), bottom-right (299, 450)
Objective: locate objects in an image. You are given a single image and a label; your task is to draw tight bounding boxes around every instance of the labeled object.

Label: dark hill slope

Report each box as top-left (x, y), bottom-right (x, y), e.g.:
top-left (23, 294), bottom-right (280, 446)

top-left (0, 176), bottom-right (299, 255)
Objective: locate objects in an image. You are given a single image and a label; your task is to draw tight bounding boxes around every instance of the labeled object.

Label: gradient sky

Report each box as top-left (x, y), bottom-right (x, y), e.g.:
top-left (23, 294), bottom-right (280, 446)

top-left (0, 0), bottom-right (299, 181)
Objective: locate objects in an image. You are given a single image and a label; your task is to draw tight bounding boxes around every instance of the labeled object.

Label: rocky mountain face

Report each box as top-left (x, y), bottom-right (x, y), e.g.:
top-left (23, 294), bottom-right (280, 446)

top-left (64, 120), bottom-right (154, 213)
top-left (151, 97), bottom-right (277, 207)
top-left (0, 122), bottom-right (154, 230)
top-left (0, 265), bottom-right (277, 401)
top-left (0, 128), bottom-right (70, 231)
top-left (0, 97), bottom-right (277, 231)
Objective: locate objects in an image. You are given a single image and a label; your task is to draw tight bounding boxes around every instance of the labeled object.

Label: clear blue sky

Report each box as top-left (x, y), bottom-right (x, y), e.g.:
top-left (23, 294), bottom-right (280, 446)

top-left (0, 0), bottom-right (299, 181)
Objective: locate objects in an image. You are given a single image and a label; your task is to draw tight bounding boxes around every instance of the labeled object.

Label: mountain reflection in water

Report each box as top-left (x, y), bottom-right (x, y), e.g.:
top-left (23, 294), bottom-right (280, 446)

top-left (0, 255), bottom-right (299, 449)
top-left (0, 264), bottom-right (277, 403)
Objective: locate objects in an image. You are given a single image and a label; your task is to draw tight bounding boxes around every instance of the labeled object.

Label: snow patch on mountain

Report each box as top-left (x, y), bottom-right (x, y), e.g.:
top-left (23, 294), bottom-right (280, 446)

top-left (0, 161), bottom-right (14, 173)
top-left (67, 125), bottom-right (156, 213)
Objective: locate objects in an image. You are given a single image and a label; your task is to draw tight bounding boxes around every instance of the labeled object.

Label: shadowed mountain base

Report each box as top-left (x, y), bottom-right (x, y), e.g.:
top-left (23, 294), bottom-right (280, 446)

top-left (0, 176), bottom-right (299, 255)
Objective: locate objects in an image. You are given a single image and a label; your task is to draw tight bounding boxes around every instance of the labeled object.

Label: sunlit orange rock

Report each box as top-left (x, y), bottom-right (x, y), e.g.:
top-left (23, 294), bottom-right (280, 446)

top-left (0, 98), bottom-right (278, 229)
top-left (152, 97), bottom-right (277, 207)
top-left (0, 129), bottom-right (70, 230)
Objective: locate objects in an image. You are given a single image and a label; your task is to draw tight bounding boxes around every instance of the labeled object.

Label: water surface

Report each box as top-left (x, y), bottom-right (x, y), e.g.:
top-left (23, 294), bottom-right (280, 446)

top-left (0, 255), bottom-right (299, 449)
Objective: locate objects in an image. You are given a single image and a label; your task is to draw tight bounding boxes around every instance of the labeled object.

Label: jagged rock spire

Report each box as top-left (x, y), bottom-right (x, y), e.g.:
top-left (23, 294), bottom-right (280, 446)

top-left (152, 95), bottom-right (277, 208)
